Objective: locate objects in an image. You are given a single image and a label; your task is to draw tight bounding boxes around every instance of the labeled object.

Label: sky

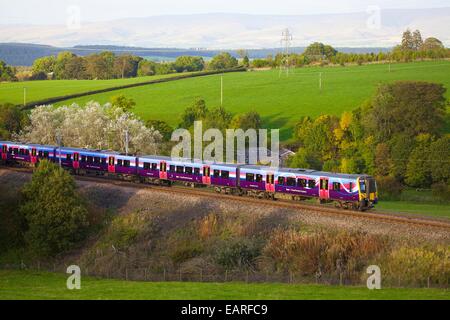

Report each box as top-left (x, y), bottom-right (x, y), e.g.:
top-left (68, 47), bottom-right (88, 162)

top-left (1, 0), bottom-right (450, 25)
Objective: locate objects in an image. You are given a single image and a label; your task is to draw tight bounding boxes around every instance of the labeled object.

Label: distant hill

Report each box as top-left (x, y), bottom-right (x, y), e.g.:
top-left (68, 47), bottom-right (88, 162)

top-left (0, 8), bottom-right (449, 50)
top-left (0, 43), bottom-right (391, 66)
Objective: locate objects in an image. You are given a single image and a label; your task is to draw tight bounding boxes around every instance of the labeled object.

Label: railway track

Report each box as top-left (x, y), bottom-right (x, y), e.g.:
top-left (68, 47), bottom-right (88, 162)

top-left (2, 166), bottom-right (450, 231)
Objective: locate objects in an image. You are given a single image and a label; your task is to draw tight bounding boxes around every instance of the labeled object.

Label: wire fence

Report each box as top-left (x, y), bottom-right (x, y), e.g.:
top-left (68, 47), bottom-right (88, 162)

top-left (2, 261), bottom-right (448, 289)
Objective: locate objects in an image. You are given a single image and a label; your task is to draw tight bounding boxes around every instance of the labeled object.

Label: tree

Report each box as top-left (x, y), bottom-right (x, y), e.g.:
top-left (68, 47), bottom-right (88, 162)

top-left (145, 120), bottom-right (173, 141)
top-left (208, 52), bottom-right (238, 70)
top-left (32, 56), bottom-right (56, 75)
top-left (405, 134), bottom-right (433, 187)
top-left (364, 81), bottom-right (447, 142)
top-left (114, 54), bottom-right (142, 78)
top-left (0, 60), bottom-right (16, 81)
top-left (20, 160), bottom-right (89, 257)
top-left (203, 106), bottom-right (233, 131)
top-left (0, 104), bottom-right (26, 139)
top-left (304, 42), bottom-right (337, 61)
top-left (421, 37), bottom-right (445, 51)
top-left (401, 29), bottom-right (414, 51)
top-left (429, 136), bottom-right (450, 183)
top-left (412, 30), bottom-right (423, 51)
top-left (17, 102), bottom-right (162, 155)
top-left (374, 143), bottom-right (392, 176)
top-left (230, 111), bottom-right (261, 130)
top-left (54, 51), bottom-right (77, 79)
top-left (173, 56), bottom-right (204, 73)
top-left (137, 60), bottom-right (157, 76)
top-left (179, 98), bottom-right (208, 128)
top-left (110, 95), bottom-right (136, 112)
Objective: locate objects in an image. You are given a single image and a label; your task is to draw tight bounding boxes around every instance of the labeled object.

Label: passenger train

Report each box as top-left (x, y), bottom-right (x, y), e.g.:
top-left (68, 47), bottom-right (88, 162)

top-left (0, 141), bottom-right (378, 210)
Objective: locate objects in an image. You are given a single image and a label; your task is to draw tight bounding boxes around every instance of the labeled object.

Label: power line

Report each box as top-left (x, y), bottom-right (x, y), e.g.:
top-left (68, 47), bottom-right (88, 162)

top-left (279, 28), bottom-right (293, 78)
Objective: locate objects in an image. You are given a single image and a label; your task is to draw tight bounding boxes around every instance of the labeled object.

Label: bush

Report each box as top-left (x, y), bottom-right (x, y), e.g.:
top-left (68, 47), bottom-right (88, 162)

top-left (20, 160), bottom-right (89, 257)
top-left (376, 176), bottom-right (404, 200)
top-left (384, 245), bottom-right (449, 286)
top-left (263, 229), bottom-right (389, 281)
top-left (215, 238), bottom-right (262, 270)
top-left (431, 182), bottom-right (450, 202)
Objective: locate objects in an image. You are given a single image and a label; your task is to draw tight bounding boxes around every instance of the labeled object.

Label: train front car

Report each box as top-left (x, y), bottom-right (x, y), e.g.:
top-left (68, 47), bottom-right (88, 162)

top-left (357, 175), bottom-right (378, 210)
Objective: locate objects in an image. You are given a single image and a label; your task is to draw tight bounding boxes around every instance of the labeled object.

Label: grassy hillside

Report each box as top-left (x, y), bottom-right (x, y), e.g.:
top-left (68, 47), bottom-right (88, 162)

top-left (0, 73), bottom-right (195, 106)
top-left (54, 60), bottom-right (450, 140)
top-left (1, 270), bottom-right (448, 300)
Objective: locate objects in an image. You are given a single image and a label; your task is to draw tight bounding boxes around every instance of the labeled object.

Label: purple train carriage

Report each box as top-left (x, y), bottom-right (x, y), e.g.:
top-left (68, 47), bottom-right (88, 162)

top-left (0, 140), bottom-right (378, 210)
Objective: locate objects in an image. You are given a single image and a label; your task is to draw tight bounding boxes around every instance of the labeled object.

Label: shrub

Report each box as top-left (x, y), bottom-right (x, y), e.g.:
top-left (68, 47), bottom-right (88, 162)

top-left (20, 160), bottom-right (89, 257)
top-left (431, 182), bottom-right (450, 202)
top-left (383, 245), bottom-right (450, 286)
top-left (263, 229), bottom-right (389, 281)
top-left (376, 176), bottom-right (404, 200)
top-left (215, 238), bottom-right (262, 270)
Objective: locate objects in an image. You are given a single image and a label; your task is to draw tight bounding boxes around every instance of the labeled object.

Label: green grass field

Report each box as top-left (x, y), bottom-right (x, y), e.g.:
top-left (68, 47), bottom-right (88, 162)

top-left (0, 270), bottom-right (448, 300)
top-left (51, 60), bottom-right (450, 140)
top-left (0, 72), bottom-right (195, 106)
top-left (376, 189), bottom-right (450, 219)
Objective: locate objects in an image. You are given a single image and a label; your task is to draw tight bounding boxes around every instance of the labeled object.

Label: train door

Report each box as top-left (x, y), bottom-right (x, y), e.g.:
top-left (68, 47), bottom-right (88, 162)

top-left (319, 177), bottom-right (329, 199)
top-left (265, 173), bottom-right (275, 192)
top-left (202, 166), bottom-right (211, 185)
top-left (31, 148), bottom-right (37, 164)
top-left (108, 156), bottom-right (115, 173)
top-left (2, 144), bottom-right (8, 160)
top-left (73, 153), bottom-right (80, 169)
top-left (159, 161), bottom-right (167, 179)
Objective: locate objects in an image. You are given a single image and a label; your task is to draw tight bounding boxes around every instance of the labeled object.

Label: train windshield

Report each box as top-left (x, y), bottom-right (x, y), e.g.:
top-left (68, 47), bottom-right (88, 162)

top-left (359, 180), bottom-right (366, 193)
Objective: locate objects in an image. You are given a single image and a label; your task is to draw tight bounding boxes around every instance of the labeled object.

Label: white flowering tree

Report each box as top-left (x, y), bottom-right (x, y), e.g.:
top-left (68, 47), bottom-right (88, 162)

top-left (16, 101), bottom-right (162, 155)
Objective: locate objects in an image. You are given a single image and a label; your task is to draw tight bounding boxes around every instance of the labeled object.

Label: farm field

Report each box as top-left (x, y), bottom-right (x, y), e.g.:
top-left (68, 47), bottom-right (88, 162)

top-left (53, 60), bottom-right (450, 141)
top-left (0, 72), bottom-right (198, 106)
top-left (0, 270), bottom-right (448, 300)
top-left (376, 201), bottom-right (450, 219)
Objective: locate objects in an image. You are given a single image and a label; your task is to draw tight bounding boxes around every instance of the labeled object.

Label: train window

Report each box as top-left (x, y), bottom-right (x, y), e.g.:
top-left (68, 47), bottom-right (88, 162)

top-left (8, 147), bottom-right (13, 154)
top-left (81, 155), bottom-right (86, 162)
top-left (203, 167), bottom-right (210, 177)
top-left (143, 162), bottom-right (150, 170)
top-left (94, 157), bottom-right (100, 164)
top-left (185, 167), bottom-right (193, 174)
top-left (359, 180), bottom-right (366, 193)
top-left (160, 162), bottom-right (167, 172)
top-left (297, 179), bottom-right (307, 187)
top-left (194, 168), bottom-right (200, 175)
top-left (287, 177), bottom-right (296, 186)
top-left (169, 165), bottom-right (175, 172)
top-left (87, 156), bottom-right (93, 163)
top-left (66, 154), bottom-right (71, 161)
top-left (108, 157), bottom-right (114, 166)
top-left (43, 151), bottom-right (49, 158)
top-left (31, 149), bottom-right (37, 156)
top-left (213, 170), bottom-right (220, 178)
top-left (308, 180), bottom-right (316, 188)
top-left (124, 160), bottom-right (131, 167)
top-left (221, 170), bottom-right (229, 179)
top-left (101, 158), bottom-right (107, 165)
top-left (266, 174), bottom-right (274, 184)
top-left (349, 182), bottom-right (353, 192)
top-left (152, 163), bottom-right (158, 170)
top-left (74, 154), bottom-right (79, 162)
top-left (176, 166), bottom-right (183, 173)
top-left (256, 174), bottom-right (263, 183)
top-left (246, 173), bottom-right (255, 182)
top-left (2, 145), bottom-right (6, 153)
top-left (320, 179), bottom-right (329, 190)
top-left (278, 177), bottom-right (285, 185)
top-left (333, 182), bottom-right (341, 191)
top-left (117, 159), bottom-right (123, 167)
